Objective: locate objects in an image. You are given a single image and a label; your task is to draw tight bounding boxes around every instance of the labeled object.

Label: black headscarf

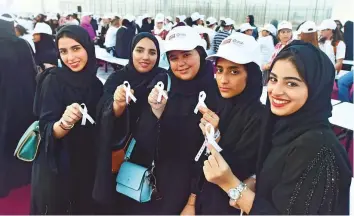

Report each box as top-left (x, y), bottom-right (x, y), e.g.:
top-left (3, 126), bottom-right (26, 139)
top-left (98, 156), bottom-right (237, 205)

top-left (218, 62), bottom-right (263, 145)
top-left (248, 15), bottom-right (256, 26)
top-left (343, 21), bottom-right (353, 61)
top-left (257, 40), bottom-right (335, 175)
top-left (34, 33), bottom-right (57, 67)
top-left (54, 25), bottom-right (98, 88)
top-left (140, 18), bottom-right (153, 33)
top-left (0, 17), bottom-right (16, 40)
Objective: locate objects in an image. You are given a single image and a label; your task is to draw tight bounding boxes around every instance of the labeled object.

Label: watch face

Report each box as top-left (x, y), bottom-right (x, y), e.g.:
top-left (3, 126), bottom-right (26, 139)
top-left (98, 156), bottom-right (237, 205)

top-left (229, 188), bottom-right (240, 200)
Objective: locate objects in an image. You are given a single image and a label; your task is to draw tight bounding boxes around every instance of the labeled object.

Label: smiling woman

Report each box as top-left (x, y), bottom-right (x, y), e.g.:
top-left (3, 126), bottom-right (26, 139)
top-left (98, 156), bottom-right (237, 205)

top-left (30, 25), bottom-right (103, 214)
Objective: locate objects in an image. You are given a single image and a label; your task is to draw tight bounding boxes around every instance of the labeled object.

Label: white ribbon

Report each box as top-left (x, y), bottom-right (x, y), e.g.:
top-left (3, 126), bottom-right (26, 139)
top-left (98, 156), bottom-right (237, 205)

top-left (79, 103), bottom-right (95, 125)
top-left (205, 123), bottom-right (223, 152)
top-left (156, 81), bottom-right (168, 103)
top-left (195, 123), bottom-right (222, 161)
top-left (123, 81), bottom-right (137, 104)
top-left (194, 91), bottom-right (207, 114)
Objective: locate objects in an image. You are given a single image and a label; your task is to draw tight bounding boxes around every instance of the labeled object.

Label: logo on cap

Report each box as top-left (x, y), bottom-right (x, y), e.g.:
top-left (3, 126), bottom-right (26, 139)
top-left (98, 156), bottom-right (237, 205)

top-left (221, 38), bottom-right (244, 46)
top-left (168, 33), bottom-right (187, 41)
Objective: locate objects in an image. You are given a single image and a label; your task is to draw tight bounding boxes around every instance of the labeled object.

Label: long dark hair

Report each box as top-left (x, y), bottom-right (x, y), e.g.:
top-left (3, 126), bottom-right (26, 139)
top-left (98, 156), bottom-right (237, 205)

top-left (15, 24), bottom-right (28, 36)
top-left (185, 17), bottom-right (193, 27)
top-left (319, 27), bottom-right (344, 46)
top-left (202, 33), bottom-right (211, 50)
top-left (248, 15), bottom-right (255, 26)
top-left (270, 32), bottom-right (278, 46)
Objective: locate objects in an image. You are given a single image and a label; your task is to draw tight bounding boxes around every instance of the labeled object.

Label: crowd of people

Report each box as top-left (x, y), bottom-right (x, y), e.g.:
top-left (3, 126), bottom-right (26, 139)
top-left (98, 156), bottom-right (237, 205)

top-left (0, 9), bottom-right (353, 215)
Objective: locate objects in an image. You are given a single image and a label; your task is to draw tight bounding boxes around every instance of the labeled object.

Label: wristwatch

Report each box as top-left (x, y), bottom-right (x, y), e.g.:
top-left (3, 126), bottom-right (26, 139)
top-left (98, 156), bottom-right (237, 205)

top-left (228, 182), bottom-right (247, 202)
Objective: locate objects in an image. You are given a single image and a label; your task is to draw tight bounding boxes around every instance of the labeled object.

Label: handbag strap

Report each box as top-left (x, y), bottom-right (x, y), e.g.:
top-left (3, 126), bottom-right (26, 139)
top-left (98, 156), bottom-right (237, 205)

top-left (124, 138), bottom-right (136, 160)
top-left (166, 73), bottom-right (171, 92)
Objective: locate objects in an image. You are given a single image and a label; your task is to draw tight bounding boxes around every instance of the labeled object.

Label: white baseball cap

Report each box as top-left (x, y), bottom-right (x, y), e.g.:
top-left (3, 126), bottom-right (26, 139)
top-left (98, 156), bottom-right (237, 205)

top-left (240, 23), bottom-right (256, 32)
top-left (299, 21), bottom-right (317, 33)
top-left (224, 18), bottom-right (234, 26)
top-left (206, 17), bottom-right (217, 26)
top-left (32, 22), bottom-right (52, 35)
top-left (220, 17), bottom-right (226, 21)
top-left (0, 12), bottom-right (15, 22)
top-left (206, 32), bottom-right (261, 67)
top-left (142, 13), bottom-right (151, 20)
top-left (278, 20), bottom-right (292, 31)
top-left (260, 23), bottom-right (277, 35)
top-left (155, 13), bottom-right (164, 23)
top-left (318, 19), bottom-right (337, 30)
top-left (191, 12), bottom-right (201, 22)
top-left (163, 26), bottom-right (204, 53)
top-left (200, 15), bottom-right (205, 21)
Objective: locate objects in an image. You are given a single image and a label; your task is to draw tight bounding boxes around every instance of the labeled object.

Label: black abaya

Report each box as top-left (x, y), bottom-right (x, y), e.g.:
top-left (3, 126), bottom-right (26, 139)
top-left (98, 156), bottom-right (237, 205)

top-left (0, 18), bottom-right (37, 197)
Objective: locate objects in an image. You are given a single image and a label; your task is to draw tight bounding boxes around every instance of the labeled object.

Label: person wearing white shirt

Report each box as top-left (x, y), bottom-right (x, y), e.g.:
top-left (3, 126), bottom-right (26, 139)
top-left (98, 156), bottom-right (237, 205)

top-left (104, 18), bottom-right (120, 50)
top-left (319, 19), bottom-right (346, 73)
top-left (205, 17), bottom-right (217, 55)
top-left (257, 24), bottom-right (277, 71)
top-left (15, 24), bottom-right (36, 53)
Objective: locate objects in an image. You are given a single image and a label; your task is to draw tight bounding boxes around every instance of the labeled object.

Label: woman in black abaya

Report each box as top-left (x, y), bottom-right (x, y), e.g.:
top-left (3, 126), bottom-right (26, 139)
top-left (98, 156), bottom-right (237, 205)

top-left (0, 13), bottom-right (36, 198)
top-left (30, 25), bottom-right (103, 214)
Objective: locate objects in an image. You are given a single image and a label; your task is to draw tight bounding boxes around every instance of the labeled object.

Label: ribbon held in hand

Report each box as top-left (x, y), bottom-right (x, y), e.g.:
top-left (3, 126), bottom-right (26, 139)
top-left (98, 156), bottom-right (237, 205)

top-left (194, 91), bottom-right (207, 114)
top-left (205, 123), bottom-right (222, 152)
top-left (79, 103), bottom-right (95, 125)
top-left (156, 81), bottom-right (168, 103)
top-left (123, 81), bottom-right (137, 104)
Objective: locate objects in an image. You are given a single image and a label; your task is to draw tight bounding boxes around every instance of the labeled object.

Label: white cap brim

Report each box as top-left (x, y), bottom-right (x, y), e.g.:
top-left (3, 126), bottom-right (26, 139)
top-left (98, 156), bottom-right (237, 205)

top-left (206, 53), bottom-right (254, 65)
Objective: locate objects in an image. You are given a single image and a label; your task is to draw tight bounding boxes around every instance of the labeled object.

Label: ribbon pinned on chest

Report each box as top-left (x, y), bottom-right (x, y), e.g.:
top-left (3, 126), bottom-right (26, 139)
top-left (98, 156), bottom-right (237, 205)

top-left (156, 81), bottom-right (168, 103)
top-left (79, 103), bottom-right (95, 125)
top-left (194, 91), bottom-right (207, 114)
top-left (123, 81), bottom-right (137, 104)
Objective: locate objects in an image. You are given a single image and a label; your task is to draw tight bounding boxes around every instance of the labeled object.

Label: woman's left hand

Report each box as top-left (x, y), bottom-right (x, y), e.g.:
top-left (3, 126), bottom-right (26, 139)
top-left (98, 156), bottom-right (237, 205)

top-left (203, 144), bottom-right (239, 192)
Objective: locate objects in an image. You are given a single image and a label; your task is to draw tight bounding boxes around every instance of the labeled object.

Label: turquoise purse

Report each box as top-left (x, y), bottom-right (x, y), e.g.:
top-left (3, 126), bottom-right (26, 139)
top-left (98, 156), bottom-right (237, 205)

top-left (116, 138), bottom-right (155, 203)
top-left (14, 121), bottom-right (41, 162)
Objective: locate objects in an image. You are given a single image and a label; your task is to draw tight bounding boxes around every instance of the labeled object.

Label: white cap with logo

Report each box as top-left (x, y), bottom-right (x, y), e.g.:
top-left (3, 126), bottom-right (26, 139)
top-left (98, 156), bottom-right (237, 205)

top-left (278, 20), bottom-right (292, 31)
top-left (155, 13), bottom-right (165, 23)
top-left (206, 32), bottom-right (261, 67)
top-left (299, 21), bottom-right (317, 33)
top-left (259, 23), bottom-right (277, 35)
top-left (163, 26), bottom-right (204, 53)
top-left (240, 23), bottom-right (256, 32)
top-left (32, 22), bottom-right (53, 35)
top-left (318, 19), bottom-right (337, 30)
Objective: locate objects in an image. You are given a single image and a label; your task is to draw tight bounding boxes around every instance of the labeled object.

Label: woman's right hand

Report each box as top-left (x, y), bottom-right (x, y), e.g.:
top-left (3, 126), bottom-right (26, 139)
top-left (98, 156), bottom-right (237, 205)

top-left (148, 86), bottom-right (167, 119)
top-left (61, 103), bottom-right (83, 126)
top-left (113, 84), bottom-right (134, 117)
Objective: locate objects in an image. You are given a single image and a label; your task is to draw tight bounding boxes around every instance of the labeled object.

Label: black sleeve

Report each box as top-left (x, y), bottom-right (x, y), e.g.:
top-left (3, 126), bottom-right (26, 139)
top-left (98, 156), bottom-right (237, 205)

top-left (250, 135), bottom-right (345, 215)
top-left (37, 74), bottom-right (64, 173)
top-left (224, 113), bottom-right (261, 181)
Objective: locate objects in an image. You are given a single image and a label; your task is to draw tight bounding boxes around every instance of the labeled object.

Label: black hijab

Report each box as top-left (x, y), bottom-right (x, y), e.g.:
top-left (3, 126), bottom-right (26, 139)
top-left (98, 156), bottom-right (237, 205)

top-left (140, 18), bottom-right (153, 33)
top-left (54, 25), bottom-right (98, 88)
top-left (34, 33), bottom-right (57, 67)
top-left (248, 15), bottom-right (256, 27)
top-left (218, 62), bottom-right (263, 148)
top-left (257, 40), bottom-right (335, 174)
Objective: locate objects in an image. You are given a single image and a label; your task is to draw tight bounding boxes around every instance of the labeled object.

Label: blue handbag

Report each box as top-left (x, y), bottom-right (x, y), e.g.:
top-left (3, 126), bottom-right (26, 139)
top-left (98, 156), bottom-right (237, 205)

top-left (116, 138), bottom-right (155, 203)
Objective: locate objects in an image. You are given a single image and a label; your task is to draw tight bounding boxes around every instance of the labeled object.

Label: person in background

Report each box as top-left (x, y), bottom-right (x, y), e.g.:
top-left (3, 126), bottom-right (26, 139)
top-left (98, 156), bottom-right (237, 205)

top-left (342, 21), bottom-right (353, 71)
top-left (246, 15), bottom-right (258, 39)
top-left (239, 23), bottom-right (256, 36)
top-left (115, 16), bottom-right (135, 58)
top-left (59, 13), bottom-right (67, 26)
top-left (270, 19), bottom-right (278, 30)
top-left (185, 17), bottom-right (193, 27)
top-left (140, 14), bottom-right (153, 33)
top-left (319, 19), bottom-right (346, 74)
top-left (165, 16), bottom-right (174, 31)
top-left (30, 25), bottom-right (103, 214)
top-left (47, 16), bottom-right (59, 34)
top-left (104, 18), bottom-right (120, 53)
top-left (34, 13), bottom-right (45, 28)
top-left (90, 14), bottom-right (99, 33)
top-left (66, 14), bottom-right (79, 25)
top-left (15, 24), bottom-right (36, 52)
top-left (205, 17), bottom-right (217, 55)
top-left (337, 71), bottom-right (353, 103)
top-left (81, 15), bottom-right (96, 41)
top-left (258, 24), bottom-right (277, 74)
top-left (334, 20), bottom-right (344, 38)
top-left (152, 13), bottom-right (168, 40)
top-left (32, 22), bottom-right (58, 71)
top-left (298, 21), bottom-right (318, 47)
top-left (202, 40), bottom-right (352, 215)
top-left (263, 20), bottom-right (293, 71)
top-left (213, 18), bottom-right (233, 53)
top-left (0, 12), bottom-right (37, 199)
top-left (72, 13), bottom-right (80, 24)
top-left (191, 12), bottom-right (203, 28)
top-left (216, 17), bottom-right (226, 32)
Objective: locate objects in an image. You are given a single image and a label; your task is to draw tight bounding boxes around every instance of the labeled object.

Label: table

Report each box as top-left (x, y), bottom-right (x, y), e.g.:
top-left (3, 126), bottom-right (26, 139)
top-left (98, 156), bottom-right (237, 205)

top-left (95, 46), bottom-right (129, 71)
top-left (329, 102), bottom-right (354, 131)
top-left (343, 60), bottom-right (354, 66)
top-left (331, 99), bottom-right (342, 106)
